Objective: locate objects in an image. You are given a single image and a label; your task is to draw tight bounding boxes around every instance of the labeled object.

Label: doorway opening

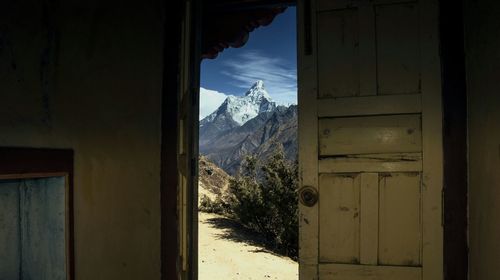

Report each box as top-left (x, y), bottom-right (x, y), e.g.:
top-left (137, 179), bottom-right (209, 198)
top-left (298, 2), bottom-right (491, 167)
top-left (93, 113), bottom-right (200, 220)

top-left (169, 0), bottom-right (470, 278)
top-left (197, 6), bottom-right (298, 279)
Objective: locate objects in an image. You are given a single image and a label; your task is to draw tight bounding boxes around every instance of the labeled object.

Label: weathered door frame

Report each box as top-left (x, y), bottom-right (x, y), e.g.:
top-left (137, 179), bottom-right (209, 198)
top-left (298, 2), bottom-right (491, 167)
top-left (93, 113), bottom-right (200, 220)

top-left (161, 0), bottom-right (468, 279)
top-left (0, 147), bottom-right (74, 280)
top-left (161, 0), bottom-right (202, 279)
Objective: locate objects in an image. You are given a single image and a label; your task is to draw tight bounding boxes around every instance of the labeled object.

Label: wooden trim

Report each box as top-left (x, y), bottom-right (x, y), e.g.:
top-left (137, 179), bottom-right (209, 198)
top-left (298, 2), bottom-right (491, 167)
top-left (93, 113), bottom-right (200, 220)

top-left (0, 172), bottom-right (68, 180)
top-left (189, 0), bottom-right (202, 278)
top-left (297, 0), bottom-right (319, 278)
top-left (319, 160), bottom-right (422, 173)
top-left (0, 147), bottom-right (74, 280)
top-left (319, 153), bottom-right (422, 173)
top-left (317, 94), bottom-right (422, 117)
top-left (419, 0), bottom-right (445, 278)
top-left (439, 0), bottom-right (469, 279)
top-left (319, 263), bottom-right (421, 279)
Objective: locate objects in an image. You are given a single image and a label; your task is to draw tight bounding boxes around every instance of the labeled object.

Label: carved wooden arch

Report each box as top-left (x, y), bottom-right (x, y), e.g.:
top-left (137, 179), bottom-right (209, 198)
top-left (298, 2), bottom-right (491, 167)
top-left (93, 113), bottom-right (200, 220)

top-left (202, 1), bottom-right (294, 59)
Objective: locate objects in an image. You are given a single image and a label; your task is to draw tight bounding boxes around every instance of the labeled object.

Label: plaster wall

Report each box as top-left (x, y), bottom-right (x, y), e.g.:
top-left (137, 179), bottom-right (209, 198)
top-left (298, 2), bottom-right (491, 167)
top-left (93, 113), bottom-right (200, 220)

top-left (464, 0), bottom-right (500, 279)
top-left (0, 1), bottom-right (165, 279)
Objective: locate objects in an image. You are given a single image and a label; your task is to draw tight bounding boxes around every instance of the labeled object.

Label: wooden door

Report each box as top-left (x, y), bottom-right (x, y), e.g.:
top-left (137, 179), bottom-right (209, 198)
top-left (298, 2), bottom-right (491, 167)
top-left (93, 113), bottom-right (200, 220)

top-left (177, 0), bottom-right (201, 279)
top-left (297, 0), bottom-right (443, 279)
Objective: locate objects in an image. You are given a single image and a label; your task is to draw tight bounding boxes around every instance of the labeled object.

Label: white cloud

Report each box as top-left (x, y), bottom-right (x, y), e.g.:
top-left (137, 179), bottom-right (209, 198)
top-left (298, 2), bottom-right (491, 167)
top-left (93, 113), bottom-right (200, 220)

top-left (221, 50), bottom-right (297, 105)
top-left (199, 87), bottom-right (228, 120)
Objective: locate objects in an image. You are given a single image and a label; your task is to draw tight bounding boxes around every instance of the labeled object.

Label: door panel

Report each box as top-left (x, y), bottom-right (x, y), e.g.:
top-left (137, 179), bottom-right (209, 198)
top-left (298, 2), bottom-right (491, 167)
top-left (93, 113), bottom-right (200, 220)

top-left (378, 173), bottom-right (422, 266)
top-left (319, 172), bottom-right (424, 267)
top-left (318, 9), bottom-right (359, 98)
top-left (298, 0), bottom-right (443, 278)
top-left (319, 174), bottom-right (360, 263)
top-left (376, 3), bottom-right (420, 95)
top-left (319, 115), bottom-right (422, 156)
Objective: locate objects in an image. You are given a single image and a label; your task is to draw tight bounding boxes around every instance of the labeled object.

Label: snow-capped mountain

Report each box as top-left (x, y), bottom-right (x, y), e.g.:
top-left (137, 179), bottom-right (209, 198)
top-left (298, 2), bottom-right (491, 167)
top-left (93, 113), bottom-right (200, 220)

top-left (199, 80), bottom-right (278, 148)
top-left (199, 80), bottom-right (297, 175)
top-left (200, 80), bottom-right (276, 127)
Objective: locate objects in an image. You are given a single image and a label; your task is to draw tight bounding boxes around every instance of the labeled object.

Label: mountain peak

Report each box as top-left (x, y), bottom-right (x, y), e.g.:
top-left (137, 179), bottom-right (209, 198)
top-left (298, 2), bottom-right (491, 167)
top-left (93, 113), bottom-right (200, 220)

top-left (252, 80), bottom-right (265, 90)
top-left (201, 81), bottom-right (277, 127)
top-left (244, 80), bottom-right (271, 100)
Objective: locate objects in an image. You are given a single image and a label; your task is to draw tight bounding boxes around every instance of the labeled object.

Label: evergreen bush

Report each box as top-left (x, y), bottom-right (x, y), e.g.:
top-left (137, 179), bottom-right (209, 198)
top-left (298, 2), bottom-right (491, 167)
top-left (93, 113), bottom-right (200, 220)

top-left (226, 146), bottom-right (299, 258)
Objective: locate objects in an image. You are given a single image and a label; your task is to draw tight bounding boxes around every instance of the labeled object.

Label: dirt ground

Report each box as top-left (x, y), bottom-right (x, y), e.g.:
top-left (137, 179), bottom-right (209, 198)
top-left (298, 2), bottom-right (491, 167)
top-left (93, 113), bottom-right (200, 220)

top-left (198, 212), bottom-right (298, 280)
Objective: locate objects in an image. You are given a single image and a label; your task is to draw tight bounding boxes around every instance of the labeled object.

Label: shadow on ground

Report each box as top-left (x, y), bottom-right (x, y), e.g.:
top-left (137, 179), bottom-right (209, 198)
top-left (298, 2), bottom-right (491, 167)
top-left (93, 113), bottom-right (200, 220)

top-left (204, 215), bottom-right (289, 259)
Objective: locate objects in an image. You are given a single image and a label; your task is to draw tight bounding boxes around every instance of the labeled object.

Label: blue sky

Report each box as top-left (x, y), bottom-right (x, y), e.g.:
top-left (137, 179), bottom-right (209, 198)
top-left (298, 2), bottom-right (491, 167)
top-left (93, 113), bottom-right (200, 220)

top-left (200, 7), bottom-right (297, 107)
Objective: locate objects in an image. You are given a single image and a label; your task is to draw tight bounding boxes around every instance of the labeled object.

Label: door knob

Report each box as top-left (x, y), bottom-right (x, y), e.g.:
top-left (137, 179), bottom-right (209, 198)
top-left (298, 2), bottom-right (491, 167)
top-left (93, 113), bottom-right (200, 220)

top-left (299, 186), bottom-right (318, 207)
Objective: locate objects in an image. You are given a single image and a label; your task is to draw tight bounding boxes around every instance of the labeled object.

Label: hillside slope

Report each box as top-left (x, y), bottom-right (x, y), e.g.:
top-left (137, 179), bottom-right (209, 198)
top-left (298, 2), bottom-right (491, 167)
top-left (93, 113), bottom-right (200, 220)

top-left (198, 156), bottom-right (232, 203)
